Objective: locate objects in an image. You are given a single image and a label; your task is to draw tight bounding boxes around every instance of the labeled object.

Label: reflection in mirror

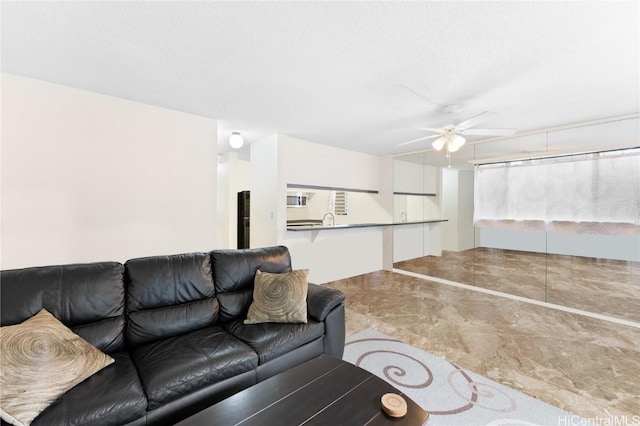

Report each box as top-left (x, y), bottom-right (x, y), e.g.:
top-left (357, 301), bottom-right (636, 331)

top-left (393, 117), bottom-right (640, 323)
top-left (392, 150), bottom-right (447, 265)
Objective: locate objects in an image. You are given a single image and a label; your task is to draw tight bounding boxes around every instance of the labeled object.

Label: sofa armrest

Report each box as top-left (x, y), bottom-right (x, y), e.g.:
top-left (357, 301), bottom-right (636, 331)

top-left (307, 283), bottom-right (345, 322)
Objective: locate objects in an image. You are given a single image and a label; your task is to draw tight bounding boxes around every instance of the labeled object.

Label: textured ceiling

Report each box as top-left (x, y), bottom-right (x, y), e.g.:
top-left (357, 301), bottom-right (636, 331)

top-left (2, 1), bottom-right (638, 156)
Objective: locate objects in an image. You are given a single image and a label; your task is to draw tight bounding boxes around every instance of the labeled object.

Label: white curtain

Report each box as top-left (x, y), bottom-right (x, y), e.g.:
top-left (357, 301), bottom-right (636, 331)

top-left (474, 150), bottom-right (640, 234)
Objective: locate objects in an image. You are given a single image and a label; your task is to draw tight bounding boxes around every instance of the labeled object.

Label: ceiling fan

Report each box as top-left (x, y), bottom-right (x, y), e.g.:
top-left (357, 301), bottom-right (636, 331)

top-left (398, 105), bottom-right (517, 153)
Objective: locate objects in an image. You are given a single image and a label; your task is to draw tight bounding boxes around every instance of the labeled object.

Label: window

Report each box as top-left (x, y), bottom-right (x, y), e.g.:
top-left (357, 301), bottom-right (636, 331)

top-left (329, 191), bottom-right (348, 215)
top-left (473, 148), bottom-right (640, 234)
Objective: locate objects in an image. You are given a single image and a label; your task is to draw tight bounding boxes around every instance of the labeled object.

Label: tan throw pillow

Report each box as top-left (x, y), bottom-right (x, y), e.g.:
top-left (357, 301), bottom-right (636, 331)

top-left (244, 269), bottom-right (309, 324)
top-left (0, 309), bottom-right (114, 426)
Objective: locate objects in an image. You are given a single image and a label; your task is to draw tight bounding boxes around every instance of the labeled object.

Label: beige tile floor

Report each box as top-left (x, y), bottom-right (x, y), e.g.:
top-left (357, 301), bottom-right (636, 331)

top-left (325, 270), bottom-right (640, 423)
top-left (394, 248), bottom-right (640, 323)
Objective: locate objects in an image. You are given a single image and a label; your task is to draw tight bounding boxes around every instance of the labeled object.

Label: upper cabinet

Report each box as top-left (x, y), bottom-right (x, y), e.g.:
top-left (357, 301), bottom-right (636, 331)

top-left (423, 165), bottom-right (438, 195)
top-left (394, 155), bottom-right (438, 195)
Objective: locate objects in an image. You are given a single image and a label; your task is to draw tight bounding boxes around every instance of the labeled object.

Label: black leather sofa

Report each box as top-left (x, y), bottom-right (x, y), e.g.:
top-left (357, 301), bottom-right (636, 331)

top-left (0, 246), bottom-right (346, 426)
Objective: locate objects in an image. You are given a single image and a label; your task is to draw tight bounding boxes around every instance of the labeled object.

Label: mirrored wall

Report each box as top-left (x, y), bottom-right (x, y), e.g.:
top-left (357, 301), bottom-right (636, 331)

top-left (393, 117), bottom-right (640, 323)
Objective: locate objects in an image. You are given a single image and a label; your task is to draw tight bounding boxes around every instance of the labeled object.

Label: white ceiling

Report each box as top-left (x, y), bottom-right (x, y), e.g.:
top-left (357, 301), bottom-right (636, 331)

top-left (2, 1), bottom-right (638, 157)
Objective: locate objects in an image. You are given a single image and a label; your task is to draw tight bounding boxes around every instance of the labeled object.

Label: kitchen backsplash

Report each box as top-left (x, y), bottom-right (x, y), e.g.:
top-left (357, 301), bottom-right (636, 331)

top-left (287, 188), bottom-right (390, 224)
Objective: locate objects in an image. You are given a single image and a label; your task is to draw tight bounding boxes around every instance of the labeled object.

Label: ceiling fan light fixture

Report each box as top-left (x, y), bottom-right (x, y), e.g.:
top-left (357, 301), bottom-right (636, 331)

top-left (432, 137), bottom-right (446, 151)
top-left (229, 132), bottom-right (244, 149)
top-left (447, 134), bottom-right (466, 152)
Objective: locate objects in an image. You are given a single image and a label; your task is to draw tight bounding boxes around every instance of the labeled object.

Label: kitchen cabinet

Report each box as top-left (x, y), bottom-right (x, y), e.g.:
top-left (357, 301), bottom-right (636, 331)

top-left (393, 223), bottom-right (424, 262)
top-left (393, 153), bottom-right (444, 262)
top-left (423, 222), bottom-right (443, 256)
top-left (394, 156), bottom-right (438, 195)
top-left (422, 165), bottom-right (438, 195)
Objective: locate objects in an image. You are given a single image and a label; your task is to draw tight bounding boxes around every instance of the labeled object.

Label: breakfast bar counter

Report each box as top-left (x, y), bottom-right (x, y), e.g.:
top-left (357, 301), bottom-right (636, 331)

top-left (286, 219), bottom-right (447, 231)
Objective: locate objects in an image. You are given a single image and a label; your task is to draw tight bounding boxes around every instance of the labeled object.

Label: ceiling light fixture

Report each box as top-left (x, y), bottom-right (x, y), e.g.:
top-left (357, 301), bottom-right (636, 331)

top-left (229, 132), bottom-right (244, 149)
top-left (432, 133), bottom-right (466, 153)
top-left (447, 134), bottom-right (466, 152)
top-left (432, 136), bottom-right (447, 151)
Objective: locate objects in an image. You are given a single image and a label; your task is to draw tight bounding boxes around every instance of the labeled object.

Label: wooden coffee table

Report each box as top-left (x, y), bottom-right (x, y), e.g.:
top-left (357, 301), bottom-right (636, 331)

top-left (176, 356), bottom-right (428, 425)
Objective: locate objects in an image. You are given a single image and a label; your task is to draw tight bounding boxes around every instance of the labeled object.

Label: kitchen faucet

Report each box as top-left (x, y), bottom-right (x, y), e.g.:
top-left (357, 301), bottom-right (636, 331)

top-left (322, 212), bottom-right (335, 226)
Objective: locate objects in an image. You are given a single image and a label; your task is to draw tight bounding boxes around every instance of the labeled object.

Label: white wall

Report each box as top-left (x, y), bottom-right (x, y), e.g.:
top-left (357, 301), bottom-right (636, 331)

top-left (1, 74), bottom-right (218, 269)
top-left (478, 228), bottom-right (547, 253)
top-left (284, 135), bottom-right (381, 191)
top-left (249, 134), bottom-right (282, 249)
top-left (479, 228), bottom-right (640, 261)
top-left (275, 134), bottom-right (392, 283)
top-left (546, 233), bottom-right (639, 261)
top-left (394, 159), bottom-right (424, 193)
top-left (393, 224), bottom-right (424, 262)
top-left (216, 156), bottom-right (231, 249)
top-left (283, 227), bottom-right (385, 284)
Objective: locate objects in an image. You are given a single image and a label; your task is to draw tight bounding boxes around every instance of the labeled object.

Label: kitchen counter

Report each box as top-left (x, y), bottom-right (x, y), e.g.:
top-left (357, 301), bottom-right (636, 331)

top-left (391, 219), bottom-right (448, 226)
top-left (286, 219), bottom-right (447, 231)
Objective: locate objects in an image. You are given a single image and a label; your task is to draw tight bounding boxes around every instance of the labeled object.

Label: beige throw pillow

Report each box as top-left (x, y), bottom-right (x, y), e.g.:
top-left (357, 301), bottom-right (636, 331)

top-left (244, 269), bottom-right (309, 324)
top-left (0, 309), bottom-right (115, 426)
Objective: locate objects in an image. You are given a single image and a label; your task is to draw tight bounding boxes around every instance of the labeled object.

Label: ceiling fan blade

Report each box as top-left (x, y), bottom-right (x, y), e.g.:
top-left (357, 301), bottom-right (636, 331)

top-left (454, 111), bottom-right (495, 130)
top-left (411, 127), bottom-right (444, 133)
top-left (397, 134), bottom-right (440, 146)
top-left (460, 128), bottom-right (517, 136)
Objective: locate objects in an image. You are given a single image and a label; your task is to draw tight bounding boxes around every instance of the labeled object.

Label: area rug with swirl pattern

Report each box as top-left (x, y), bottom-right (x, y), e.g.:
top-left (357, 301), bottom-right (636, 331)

top-left (344, 329), bottom-right (580, 426)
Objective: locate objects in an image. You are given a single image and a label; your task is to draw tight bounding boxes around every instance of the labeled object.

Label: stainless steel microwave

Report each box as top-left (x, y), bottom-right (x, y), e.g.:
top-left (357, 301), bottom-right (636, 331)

top-left (287, 192), bottom-right (307, 208)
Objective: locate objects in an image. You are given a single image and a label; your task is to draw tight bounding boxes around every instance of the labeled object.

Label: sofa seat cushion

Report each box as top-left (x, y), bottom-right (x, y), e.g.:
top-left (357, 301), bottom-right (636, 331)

top-left (32, 351), bottom-right (147, 426)
top-left (132, 327), bottom-right (258, 410)
top-left (224, 319), bottom-right (324, 364)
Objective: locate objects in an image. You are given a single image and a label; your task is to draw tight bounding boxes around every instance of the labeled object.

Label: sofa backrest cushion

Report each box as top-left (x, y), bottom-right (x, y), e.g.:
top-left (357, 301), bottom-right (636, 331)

top-left (210, 246), bottom-right (292, 322)
top-left (125, 252), bottom-right (218, 346)
top-left (0, 262), bottom-right (126, 353)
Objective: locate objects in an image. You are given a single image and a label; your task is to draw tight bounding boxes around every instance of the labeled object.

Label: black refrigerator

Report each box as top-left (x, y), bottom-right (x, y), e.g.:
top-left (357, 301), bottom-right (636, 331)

top-left (237, 191), bottom-right (250, 249)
